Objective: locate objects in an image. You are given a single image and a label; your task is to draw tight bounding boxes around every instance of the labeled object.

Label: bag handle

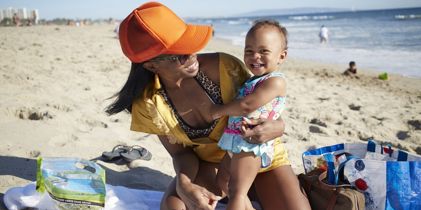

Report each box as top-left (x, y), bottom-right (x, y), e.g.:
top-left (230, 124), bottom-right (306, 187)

top-left (367, 139), bottom-right (409, 161)
top-left (318, 171), bottom-right (352, 188)
top-left (324, 153), bottom-right (358, 185)
top-left (323, 153), bottom-right (336, 185)
top-left (317, 171), bottom-right (353, 210)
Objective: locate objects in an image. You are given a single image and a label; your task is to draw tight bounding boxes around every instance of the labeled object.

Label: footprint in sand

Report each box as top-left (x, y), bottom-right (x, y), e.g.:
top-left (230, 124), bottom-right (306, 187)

top-left (415, 146), bottom-right (421, 155)
top-left (309, 125), bottom-right (325, 134)
top-left (78, 119), bottom-right (108, 132)
top-left (310, 118), bottom-right (327, 127)
top-left (16, 107), bottom-right (53, 120)
top-left (46, 103), bottom-right (73, 112)
top-left (396, 131), bottom-right (410, 140)
top-left (348, 104), bottom-right (361, 111)
top-left (29, 150), bottom-right (41, 158)
top-left (408, 120), bottom-right (421, 130)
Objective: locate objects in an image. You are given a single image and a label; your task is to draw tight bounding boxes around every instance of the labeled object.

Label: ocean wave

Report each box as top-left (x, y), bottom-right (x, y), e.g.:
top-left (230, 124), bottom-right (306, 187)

top-left (289, 46), bottom-right (421, 78)
top-left (394, 14), bottom-right (421, 20)
top-left (226, 18), bottom-right (250, 25)
top-left (288, 15), bottom-right (334, 21)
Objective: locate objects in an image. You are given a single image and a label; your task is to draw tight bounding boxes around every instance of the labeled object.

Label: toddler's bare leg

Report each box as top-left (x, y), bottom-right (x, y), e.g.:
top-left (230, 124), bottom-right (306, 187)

top-left (227, 152), bottom-right (260, 210)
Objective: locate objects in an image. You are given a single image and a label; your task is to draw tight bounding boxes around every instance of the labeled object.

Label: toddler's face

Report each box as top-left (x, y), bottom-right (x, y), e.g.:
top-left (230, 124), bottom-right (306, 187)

top-left (244, 27), bottom-right (286, 76)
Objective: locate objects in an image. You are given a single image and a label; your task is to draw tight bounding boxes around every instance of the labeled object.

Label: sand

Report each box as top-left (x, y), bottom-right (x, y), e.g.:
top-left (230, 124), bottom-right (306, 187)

top-left (1, 24), bottom-right (420, 208)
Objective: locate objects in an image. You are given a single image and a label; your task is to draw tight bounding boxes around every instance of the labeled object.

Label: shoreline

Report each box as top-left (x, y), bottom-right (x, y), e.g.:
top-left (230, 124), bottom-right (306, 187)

top-left (206, 37), bottom-right (421, 94)
top-left (212, 36), bottom-right (421, 79)
top-left (1, 25), bottom-right (420, 205)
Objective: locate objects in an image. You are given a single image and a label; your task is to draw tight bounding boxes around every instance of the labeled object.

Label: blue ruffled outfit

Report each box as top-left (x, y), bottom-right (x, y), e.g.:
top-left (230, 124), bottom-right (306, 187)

top-left (218, 72), bottom-right (286, 168)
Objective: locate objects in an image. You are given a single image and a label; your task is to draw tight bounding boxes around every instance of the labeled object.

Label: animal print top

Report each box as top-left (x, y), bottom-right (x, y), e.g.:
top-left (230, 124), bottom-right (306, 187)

top-left (158, 70), bottom-right (223, 140)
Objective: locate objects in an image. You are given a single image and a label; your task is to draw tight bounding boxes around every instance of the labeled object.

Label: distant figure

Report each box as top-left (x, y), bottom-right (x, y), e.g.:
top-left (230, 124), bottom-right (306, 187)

top-left (343, 61), bottom-right (357, 75)
top-left (114, 21), bottom-right (120, 39)
top-left (12, 13), bottom-right (20, 27)
top-left (32, 10), bottom-right (39, 25)
top-left (343, 61), bottom-right (359, 79)
top-left (319, 25), bottom-right (329, 43)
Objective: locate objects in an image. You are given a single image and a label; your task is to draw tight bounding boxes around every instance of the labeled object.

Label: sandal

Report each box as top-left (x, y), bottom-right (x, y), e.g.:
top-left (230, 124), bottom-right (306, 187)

top-left (121, 145), bottom-right (152, 162)
top-left (101, 145), bottom-right (131, 161)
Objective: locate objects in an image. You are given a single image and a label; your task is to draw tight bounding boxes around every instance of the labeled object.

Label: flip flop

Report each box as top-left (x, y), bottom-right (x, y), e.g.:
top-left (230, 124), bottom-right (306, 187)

top-left (101, 145), bottom-right (131, 161)
top-left (121, 145), bottom-right (152, 162)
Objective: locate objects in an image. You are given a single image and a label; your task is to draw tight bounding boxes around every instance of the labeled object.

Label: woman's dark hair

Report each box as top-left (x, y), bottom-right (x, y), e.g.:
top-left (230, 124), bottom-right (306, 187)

top-left (105, 63), bottom-right (154, 115)
top-left (247, 19), bottom-right (288, 50)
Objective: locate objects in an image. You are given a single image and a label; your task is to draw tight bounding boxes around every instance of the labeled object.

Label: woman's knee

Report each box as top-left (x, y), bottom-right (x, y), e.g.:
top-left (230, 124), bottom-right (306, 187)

top-left (160, 195), bottom-right (186, 210)
top-left (254, 165), bottom-right (311, 210)
top-left (161, 179), bottom-right (186, 210)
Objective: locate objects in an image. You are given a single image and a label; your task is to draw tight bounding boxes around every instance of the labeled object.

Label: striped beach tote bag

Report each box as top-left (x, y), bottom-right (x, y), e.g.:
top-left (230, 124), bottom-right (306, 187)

top-left (302, 140), bottom-right (421, 210)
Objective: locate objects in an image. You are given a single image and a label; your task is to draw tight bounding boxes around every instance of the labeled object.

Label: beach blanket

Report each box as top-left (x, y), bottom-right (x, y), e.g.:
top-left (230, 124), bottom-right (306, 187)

top-left (4, 183), bottom-right (234, 210)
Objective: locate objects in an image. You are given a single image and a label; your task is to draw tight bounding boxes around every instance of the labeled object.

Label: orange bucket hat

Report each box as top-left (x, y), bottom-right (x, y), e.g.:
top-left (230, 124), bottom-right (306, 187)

top-left (119, 2), bottom-right (213, 63)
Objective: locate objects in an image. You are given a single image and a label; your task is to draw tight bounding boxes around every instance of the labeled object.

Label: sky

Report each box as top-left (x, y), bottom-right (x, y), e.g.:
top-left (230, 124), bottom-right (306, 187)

top-left (1, 0), bottom-right (421, 20)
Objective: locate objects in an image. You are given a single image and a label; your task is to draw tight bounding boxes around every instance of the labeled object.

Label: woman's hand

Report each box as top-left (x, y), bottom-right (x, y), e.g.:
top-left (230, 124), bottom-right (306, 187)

top-left (159, 136), bottom-right (220, 209)
top-left (240, 117), bottom-right (285, 144)
top-left (176, 176), bottom-right (221, 210)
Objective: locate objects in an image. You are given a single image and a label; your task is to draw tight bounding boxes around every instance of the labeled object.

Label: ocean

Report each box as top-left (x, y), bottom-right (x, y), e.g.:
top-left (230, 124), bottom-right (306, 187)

top-left (189, 7), bottom-right (421, 78)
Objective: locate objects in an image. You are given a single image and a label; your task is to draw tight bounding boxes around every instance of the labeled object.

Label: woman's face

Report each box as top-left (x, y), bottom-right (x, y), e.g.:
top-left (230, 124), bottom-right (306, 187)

top-left (145, 54), bottom-right (200, 78)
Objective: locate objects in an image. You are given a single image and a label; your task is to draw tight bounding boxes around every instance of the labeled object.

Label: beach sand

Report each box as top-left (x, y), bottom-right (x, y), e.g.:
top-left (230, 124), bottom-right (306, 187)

top-left (1, 25), bottom-right (420, 208)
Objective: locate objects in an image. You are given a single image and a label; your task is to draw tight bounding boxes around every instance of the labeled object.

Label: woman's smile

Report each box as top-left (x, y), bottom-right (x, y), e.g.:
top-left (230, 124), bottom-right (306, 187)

top-left (185, 60), bottom-right (199, 73)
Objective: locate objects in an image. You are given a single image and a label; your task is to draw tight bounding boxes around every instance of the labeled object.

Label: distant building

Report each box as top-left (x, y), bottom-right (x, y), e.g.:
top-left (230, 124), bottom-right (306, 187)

top-left (3, 7), bottom-right (15, 19)
top-left (18, 8), bottom-right (27, 19)
top-left (1, 7), bottom-right (39, 23)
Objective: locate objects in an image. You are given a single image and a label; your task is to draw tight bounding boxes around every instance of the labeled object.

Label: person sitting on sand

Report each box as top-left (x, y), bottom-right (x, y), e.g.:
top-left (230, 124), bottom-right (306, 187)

top-left (343, 61), bottom-right (358, 77)
top-left (106, 2), bottom-right (310, 210)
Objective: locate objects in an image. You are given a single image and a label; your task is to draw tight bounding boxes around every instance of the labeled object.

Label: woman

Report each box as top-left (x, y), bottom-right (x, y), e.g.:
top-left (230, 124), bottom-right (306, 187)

top-left (106, 2), bottom-right (310, 210)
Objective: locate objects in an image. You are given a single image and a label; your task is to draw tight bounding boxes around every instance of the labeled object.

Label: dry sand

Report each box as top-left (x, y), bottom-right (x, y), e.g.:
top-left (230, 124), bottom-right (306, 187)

top-left (1, 25), bottom-right (420, 208)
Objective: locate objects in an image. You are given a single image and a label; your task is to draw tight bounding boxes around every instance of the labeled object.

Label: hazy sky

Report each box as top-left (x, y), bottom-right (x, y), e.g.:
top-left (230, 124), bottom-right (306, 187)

top-left (1, 0), bottom-right (421, 19)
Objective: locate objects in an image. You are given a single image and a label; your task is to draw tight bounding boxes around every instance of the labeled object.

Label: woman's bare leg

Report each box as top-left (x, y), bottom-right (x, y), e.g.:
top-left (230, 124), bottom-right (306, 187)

top-left (254, 165), bottom-right (311, 210)
top-left (160, 161), bottom-right (220, 210)
top-left (160, 179), bottom-right (186, 210)
top-left (216, 153), bottom-right (231, 197)
top-left (227, 152), bottom-right (260, 210)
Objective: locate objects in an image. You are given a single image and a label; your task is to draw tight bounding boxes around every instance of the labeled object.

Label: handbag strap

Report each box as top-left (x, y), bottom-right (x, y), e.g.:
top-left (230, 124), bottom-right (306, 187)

top-left (319, 172), bottom-right (348, 210)
top-left (326, 191), bottom-right (338, 210)
top-left (319, 171), bottom-right (352, 188)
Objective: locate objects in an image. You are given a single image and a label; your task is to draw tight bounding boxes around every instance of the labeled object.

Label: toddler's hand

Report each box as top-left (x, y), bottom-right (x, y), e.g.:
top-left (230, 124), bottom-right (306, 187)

top-left (241, 117), bottom-right (257, 129)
